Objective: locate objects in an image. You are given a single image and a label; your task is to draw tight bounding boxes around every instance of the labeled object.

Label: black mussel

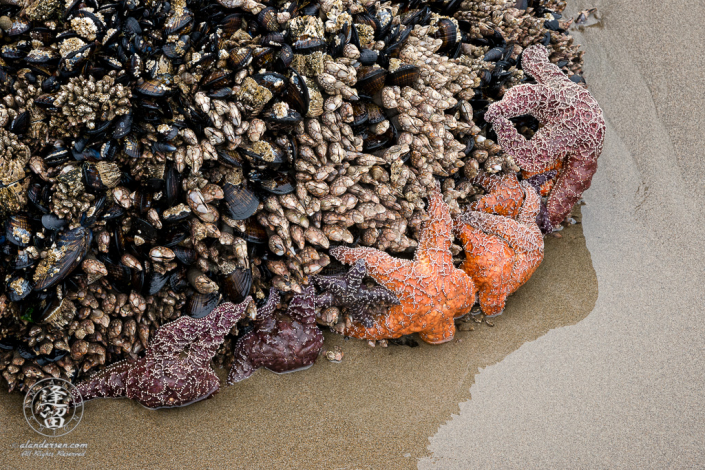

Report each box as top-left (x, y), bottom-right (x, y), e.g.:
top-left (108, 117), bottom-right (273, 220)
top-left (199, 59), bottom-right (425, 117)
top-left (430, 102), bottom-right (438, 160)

top-left (0, 44), bottom-right (28, 60)
top-left (285, 68), bottom-right (309, 115)
top-left (6, 274), bottom-right (32, 302)
top-left (366, 103), bottom-right (385, 124)
top-left (163, 42), bottom-right (188, 60)
top-left (259, 173), bottom-right (295, 195)
top-left (221, 14), bottom-right (243, 35)
top-left (570, 74), bottom-right (586, 84)
top-left (164, 12), bottom-right (194, 35)
top-left (173, 246), bottom-right (197, 265)
top-left (162, 224), bottom-right (190, 246)
top-left (143, 269), bottom-right (170, 296)
top-left (124, 134), bottom-right (141, 158)
top-left (239, 141), bottom-right (285, 170)
top-left (208, 87), bottom-right (233, 98)
top-left (432, 18), bottom-right (459, 52)
top-left (12, 249), bottom-right (34, 270)
top-left (42, 214), bottom-right (68, 231)
top-left (162, 204), bottom-right (191, 223)
top-left (364, 120), bottom-right (398, 151)
top-left (83, 162), bottom-right (105, 191)
top-left (262, 104), bottom-right (303, 129)
top-left (387, 64), bottom-right (419, 87)
top-left (262, 32), bottom-right (285, 48)
top-left (356, 66), bottom-right (387, 96)
top-left (202, 69), bottom-right (230, 88)
top-left (359, 48), bottom-right (378, 66)
top-left (85, 120), bottom-right (112, 136)
top-left (41, 75), bottom-right (61, 93)
top-left (229, 47), bottom-right (253, 70)
top-left (113, 111), bottom-right (133, 138)
top-left (252, 47), bottom-right (277, 70)
top-left (237, 217), bottom-right (268, 244)
top-left (165, 164), bottom-right (180, 206)
top-left (101, 204), bottom-right (125, 221)
top-left (484, 47), bottom-right (504, 62)
top-left (135, 78), bottom-right (171, 97)
top-left (33, 94), bottom-right (59, 112)
top-left (10, 111), bottom-right (29, 135)
top-left (544, 19), bottom-right (560, 31)
top-left (222, 267), bottom-right (252, 304)
top-left (217, 148), bottom-right (243, 167)
top-left (186, 292), bottom-right (222, 319)
top-left (223, 183), bottom-right (260, 220)
top-left (6, 215), bottom-right (32, 247)
top-left (293, 37), bottom-right (326, 55)
top-left (351, 102), bottom-right (369, 127)
top-left (152, 142), bottom-right (177, 153)
top-left (25, 48), bottom-right (60, 64)
top-left (28, 183), bottom-right (51, 213)
top-left (132, 218), bottom-right (158, 244)
top-left (257, 7), bottom-right (280, 32)
top-left (355, 11), bottom-right (380, 36)
top-left (277, 44), bottom-right (294, 69)
top-left (33, 227), bottom-right (92, 291)
top-left (7, 20), bottom-right (31, 36)
top-left (44, 146), bottom-right (70, 166)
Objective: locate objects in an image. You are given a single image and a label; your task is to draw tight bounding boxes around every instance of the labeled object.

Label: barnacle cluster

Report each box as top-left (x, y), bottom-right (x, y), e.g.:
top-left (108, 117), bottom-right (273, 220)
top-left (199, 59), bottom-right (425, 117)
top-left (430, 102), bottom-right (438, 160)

top-left (0, 0), bottom-right (590, 393)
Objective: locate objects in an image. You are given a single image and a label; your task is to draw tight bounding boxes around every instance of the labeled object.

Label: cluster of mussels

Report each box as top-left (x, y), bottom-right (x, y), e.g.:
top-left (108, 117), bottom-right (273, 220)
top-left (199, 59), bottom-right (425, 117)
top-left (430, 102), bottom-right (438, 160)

top-left (0, 0), bottom-right (585, 393)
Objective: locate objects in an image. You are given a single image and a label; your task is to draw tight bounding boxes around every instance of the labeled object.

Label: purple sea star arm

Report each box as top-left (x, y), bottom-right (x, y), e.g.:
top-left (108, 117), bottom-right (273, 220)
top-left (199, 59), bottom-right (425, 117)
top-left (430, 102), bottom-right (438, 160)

top-left (286, 286), bottom-right (317, 324)
top-left (485, 84), bottom-right (554, 122)
top-left (146, 300), bottom-right (250, 360)
top-left (228, 348), bottom-right (256, 384)
top-left (491, 117), bottom-right (566, 173)
top-left (525, 170), bottom-right (557, 190)
top-left (521, 45), bottom-right (573, 87)
top-left (72, 360), bottom-right (131, 402)
top-left (253, 289), bottom-right (279, 333)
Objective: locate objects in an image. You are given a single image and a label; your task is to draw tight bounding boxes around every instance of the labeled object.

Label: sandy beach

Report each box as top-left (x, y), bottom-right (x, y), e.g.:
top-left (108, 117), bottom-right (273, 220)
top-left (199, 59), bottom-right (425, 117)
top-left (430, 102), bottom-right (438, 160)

top-left (2, 0), bottom-right (703, 468)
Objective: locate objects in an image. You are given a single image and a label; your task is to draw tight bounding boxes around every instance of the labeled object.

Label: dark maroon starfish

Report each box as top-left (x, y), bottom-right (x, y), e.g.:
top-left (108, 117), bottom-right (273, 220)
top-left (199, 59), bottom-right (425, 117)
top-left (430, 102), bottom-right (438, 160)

top-left (72, 299), bottom-right (252, 409)
top-left (525, 170), bottom-right (557, 234)
top-left (311, 259), bottom-right (400, 328)
top-left (227, 287), bottom-right (323, 384)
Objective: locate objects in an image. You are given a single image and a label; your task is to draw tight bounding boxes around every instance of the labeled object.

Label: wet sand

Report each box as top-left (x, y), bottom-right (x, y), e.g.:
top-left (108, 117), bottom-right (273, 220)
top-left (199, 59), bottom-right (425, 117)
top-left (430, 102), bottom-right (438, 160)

top-left (0, 210), bottom-right (595, 467)
top-left (421, 0), bottom-right (705, 467)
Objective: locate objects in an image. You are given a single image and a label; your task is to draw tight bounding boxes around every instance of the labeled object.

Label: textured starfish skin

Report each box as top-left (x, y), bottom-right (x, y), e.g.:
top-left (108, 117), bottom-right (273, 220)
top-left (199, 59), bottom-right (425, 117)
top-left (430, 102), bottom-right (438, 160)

top-left (469, 171), bottom-right (524, 218)
top-left (525, 170), bottom-right (557, 234)
top-left (73, 299), bottom-right (251, 409)
top-left (311, 259), bottom-right (400, 328)
top-left (227, 287), bottom-right (323, 384)
top-left (330, 184), bottom-right (476, 344)
top-left (485, 44), bottom-right (605, 227)
top-left (454, 181), bottom-right (544, 317)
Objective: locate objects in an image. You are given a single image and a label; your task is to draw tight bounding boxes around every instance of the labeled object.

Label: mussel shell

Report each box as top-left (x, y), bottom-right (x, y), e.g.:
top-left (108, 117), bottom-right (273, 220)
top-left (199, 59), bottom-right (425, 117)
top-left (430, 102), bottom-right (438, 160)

top-left (26, 48), bottom-right (60, 64)
top-left (7, 20), bottom-right (31, 36)
top-left (10, 111), bottom-right (29, 135)
top-left (351, 102), bottom-right (369, 127)
top-left (208, 87), bottom-right (233, 98)
top-left (216, 148), bottom-right (243, 167)
top-left (293, 37), bottom-right (326, 54)
top-left (173, 246), bottom-right (197, 265)
top-left (33, 227), bottom-right (92, 291)
top-left (222, 267), bottom-right (252, 304)
top-left (202, 69), bottom-right (230, 88)
top-left (6, 215), bottom-right (32, 247)
top-left (223, 183), bottom-right (259, 220)
top-left (257, 7), bottom-right (280, 32)
top-left (41, 76), bottom-right (61, 93)
top-left (124, 135), bottom-right (140, 158)
top-left (143, 269), bottom-right (170, 296)
top-left (7, 274), bottom-right (32, 302)
top-left (42, 214), bottom-right (68, 231)
top-left (164, 12), bottom-right (194, 35)
top-left (221, 14), bottom-right (243, 34)
top-left (432, 18), bottom-right (459, 51)
top-left (12, 250), bottom-right (35, 270)
top-left (112, 112), bottom-right (133, 139)
top-left (484, 47), bottom-right (504, 62)
top-left (186, 292), bottom-right (222, 319)
top-left (366, 103), bottom-right (385, 124)
top-left (236, 217), bottom-right (268, 244)
top-left (387, 64), bottom-right (419, 87)
top-left (253, 72), bottom-right (287, 95)
top-left (356, 67), bottom-right (387, 96)
top-left (359, 48), bottom-right (378, 66)
top-left (135, 78), bottom-right (171, 97)
top-left (285, 68), bottom-right (309, 115)
top-left (132, 218), bottom-right (158, 244)
top-left (261, 106), bottom-right (302, 129)
top-left (229, 47), bottom-right (253, 70)
top-left (259, 173), bottom-right (295, 195)
top-left (252, 47), bottom-right (277, 69)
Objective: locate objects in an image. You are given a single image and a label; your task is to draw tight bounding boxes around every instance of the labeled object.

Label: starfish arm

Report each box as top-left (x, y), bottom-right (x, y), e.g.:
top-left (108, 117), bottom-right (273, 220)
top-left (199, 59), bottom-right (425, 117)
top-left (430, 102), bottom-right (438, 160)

top-left (461, 211), bottom-right (542, 254)
top-left (525, 169), bottom-right (557, 191)
top-left (357, 286), bottom-right (401, 306)
top-left (521, 44), bottom-right (573, 88)
top-left (73, 359), bottom-right (131, 402)
top-left (147, 299), bottom-right (250, 360)
top-left (485, 84), bottom-right (553, 122)
top-left (344, 259), bottom-right (366, 292)
top-left (416, 185), bottom-right (454, 266)
top-left (314, 292), bottom-right (336, 309)
top-left (469, 172), bottom-right (523, 217)
top-left (546, 153), bottom-right (599, 226)
top-left (342, 306), bottom-right (413, 340)
top-left (286, 286), bottom-right (317, 324)
top-left (310, 274), bottom-right (347, 296)
top-left (330, 246), bottom-right (413, 289)
top-left (227, 345), bottom-right (256, 384)
top-left (492, 117), bottom-right (565, 173)
top-left (516, 181), bottom-right (541, 225)
top-left (470, 170), bottom-right (500, 193)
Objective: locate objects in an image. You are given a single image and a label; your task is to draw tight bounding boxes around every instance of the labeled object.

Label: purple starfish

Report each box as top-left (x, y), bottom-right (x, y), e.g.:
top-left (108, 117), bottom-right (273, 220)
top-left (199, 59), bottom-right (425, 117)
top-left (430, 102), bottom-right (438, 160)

top-left (72, 299), bottom-right (252, 409)
top-left (311, 259), bottom-right (400, 327)
top-left (227, 287), bottom-right (323, 384)
top-left (525, 170), bottom-right (557, 234)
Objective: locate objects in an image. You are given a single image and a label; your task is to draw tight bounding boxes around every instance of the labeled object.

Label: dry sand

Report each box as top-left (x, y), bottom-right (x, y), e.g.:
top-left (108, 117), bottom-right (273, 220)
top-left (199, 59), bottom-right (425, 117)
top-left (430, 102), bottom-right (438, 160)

top-left (421, 0), bottom-right (705, 467)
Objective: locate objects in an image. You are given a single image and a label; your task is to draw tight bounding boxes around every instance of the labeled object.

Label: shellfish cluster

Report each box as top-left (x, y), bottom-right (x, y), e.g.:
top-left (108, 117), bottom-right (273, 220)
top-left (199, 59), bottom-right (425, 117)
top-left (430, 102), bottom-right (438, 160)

top-left (0, 0), bottom-right (591, 394)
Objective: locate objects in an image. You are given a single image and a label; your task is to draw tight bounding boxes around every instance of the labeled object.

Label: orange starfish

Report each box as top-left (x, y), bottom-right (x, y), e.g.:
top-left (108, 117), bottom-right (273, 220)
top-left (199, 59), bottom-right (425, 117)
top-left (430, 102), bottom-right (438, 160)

top-left (469, 171), bottom-right (524, 218)
top-left (329, 184), bottom-right (476, 344)
top-left (454, 181), bottom-right (544, 317)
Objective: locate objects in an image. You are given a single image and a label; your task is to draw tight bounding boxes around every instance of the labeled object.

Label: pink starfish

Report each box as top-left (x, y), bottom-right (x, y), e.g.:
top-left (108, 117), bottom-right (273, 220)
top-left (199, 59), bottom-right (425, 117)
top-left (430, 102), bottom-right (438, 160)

top-left (72, 299), bottom-right (252, 409)
top-left (484, 44), bottom-right (605, 228)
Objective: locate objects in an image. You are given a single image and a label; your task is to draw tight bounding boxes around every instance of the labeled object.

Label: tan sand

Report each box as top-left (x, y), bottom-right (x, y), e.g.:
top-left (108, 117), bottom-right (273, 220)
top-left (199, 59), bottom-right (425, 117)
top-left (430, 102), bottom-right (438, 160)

top-left (0, 214), bottom-right (595, 467)
top-left (421, 0), bottom-right (705, 467)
